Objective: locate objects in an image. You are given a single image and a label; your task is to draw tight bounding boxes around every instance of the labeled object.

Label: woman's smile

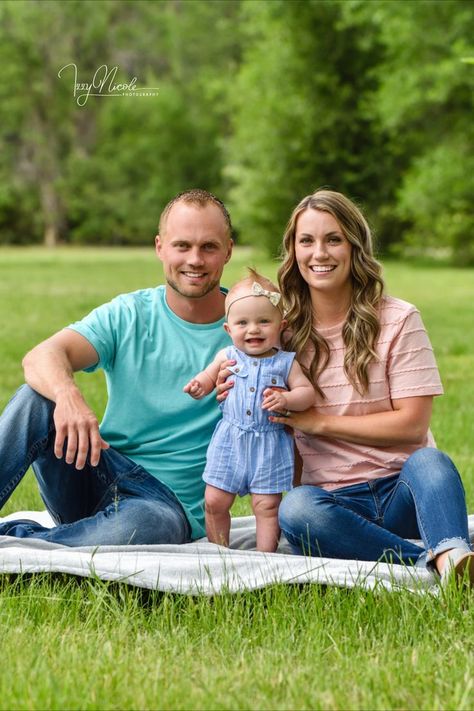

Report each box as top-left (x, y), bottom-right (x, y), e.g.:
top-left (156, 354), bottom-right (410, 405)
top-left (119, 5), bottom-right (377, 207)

top-left (295, 208), bottom-right (352, 295)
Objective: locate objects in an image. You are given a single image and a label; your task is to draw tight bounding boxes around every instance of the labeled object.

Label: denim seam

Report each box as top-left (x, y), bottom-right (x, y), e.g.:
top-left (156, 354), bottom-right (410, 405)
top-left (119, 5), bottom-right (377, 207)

top-left (368, 481), bottom-right (384, 524)
top-left (389, 478), bottom-right (430, 553)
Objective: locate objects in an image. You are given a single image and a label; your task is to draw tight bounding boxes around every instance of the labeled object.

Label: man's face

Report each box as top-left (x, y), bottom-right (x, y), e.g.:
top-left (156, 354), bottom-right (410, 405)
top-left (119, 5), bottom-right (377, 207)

top-left (155, 201), bottom-right (233, 299)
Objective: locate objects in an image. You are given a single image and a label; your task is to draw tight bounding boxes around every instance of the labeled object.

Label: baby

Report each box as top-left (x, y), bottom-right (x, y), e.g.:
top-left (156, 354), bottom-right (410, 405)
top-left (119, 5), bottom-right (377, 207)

top-left (183, 270), bottom-right (314, 552)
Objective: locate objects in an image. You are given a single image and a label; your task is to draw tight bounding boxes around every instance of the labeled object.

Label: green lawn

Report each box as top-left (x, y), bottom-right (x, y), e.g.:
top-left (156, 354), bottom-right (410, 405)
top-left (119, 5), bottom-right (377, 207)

top-left (0, 246), bottom-right (473, 710)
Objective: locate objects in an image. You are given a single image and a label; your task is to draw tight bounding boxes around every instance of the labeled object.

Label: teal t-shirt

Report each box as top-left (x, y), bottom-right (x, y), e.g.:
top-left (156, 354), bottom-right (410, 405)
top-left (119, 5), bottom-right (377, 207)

top-left (67, 286), bottom-right (231, 539)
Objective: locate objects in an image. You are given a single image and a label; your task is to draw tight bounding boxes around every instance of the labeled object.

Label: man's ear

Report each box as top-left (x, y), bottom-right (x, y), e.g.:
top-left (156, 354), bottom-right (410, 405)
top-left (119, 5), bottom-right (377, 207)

top-left (155, 235), bottom-right (162, 259)
top-left (224, 239), bottom-right (234, 264)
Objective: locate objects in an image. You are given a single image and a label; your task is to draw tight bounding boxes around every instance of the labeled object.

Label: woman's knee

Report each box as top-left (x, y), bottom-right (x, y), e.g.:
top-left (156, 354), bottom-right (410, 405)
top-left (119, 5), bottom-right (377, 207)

top-left (278, 485), bottom-right (331, 529)
top-left (279, 486), bottom-right (335, 556)
top-left (403, 447), bottom-right (460, 487)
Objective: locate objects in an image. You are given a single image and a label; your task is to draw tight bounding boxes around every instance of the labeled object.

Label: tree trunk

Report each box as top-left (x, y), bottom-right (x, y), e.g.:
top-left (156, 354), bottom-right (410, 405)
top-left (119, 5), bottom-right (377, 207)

top-left (40, 179), bottom-right (62, 248)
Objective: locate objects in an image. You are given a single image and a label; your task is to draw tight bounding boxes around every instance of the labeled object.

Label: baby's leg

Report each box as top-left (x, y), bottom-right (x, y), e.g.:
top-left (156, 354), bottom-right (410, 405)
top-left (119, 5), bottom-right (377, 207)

top-left (252, 493), bottom-right (282, 552)
top-left (205, 484), bottom-right (236, 546)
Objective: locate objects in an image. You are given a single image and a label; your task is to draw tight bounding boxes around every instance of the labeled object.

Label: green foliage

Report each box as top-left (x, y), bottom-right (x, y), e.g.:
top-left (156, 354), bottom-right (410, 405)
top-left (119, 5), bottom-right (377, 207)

top-left (0, 0), bottom-right (240, 246)
top-left (0, 0), bottom-right (472, 261)
top-left (351, 0), bottom-right (474, 262)
top-left (226, 0), bottom-right (390, 253)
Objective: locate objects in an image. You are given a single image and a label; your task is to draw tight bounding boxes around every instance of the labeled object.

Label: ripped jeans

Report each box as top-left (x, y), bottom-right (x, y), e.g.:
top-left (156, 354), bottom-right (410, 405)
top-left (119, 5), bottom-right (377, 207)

top-left (279, 448), bottom-right (472, 569)
top-left (0, 385), bottom-right (191, 546)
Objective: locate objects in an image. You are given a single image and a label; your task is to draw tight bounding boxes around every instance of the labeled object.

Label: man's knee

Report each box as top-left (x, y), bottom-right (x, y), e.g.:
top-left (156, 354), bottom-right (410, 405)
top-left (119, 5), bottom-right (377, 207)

top-left (6, 384), bottom-right (53, 417)
top-left (105, 498), bottom-right (189, 545)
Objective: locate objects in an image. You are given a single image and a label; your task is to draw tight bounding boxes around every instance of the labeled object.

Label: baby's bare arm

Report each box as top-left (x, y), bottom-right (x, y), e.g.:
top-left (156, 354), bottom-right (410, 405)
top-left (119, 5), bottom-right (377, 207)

top-left (283, 361), bottom-right (315, 410)
top-left (183, 349), bottom-right (228, 399)
top-left (261, 360), bottom-right (314, 412)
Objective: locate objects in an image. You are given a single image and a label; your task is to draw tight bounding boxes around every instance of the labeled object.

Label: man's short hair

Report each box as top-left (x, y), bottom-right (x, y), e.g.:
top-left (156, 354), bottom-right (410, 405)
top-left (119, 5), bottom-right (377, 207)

top-left (158, 189), bottom-right (232, 239)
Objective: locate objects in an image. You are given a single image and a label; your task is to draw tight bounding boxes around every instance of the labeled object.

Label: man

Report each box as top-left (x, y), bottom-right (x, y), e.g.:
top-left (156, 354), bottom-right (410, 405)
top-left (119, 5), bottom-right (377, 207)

top-left (0, 189), bottom-right (233, 545)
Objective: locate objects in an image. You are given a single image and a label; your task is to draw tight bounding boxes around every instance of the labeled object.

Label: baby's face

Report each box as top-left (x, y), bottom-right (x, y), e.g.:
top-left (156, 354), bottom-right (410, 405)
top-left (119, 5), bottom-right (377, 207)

top-left (224, 295), bottom-right (285, 357)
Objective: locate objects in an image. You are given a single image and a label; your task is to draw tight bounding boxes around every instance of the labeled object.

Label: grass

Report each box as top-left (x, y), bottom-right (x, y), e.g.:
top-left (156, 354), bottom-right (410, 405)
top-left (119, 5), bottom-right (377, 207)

top-left (0, 245), bottom-right (473, 710)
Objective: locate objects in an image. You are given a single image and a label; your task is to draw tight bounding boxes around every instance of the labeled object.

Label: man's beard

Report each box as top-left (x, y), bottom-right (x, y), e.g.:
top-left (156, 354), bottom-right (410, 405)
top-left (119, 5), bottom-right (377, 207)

top-left (166, 275), bottom-right (220, 299)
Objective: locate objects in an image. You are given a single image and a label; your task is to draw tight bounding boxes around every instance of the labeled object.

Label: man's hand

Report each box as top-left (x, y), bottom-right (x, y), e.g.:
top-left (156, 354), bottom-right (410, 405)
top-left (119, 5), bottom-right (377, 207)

top-left (53, 386), bottom-right (109, 469)
top-left (261, 387), bottom-right (288, 413)
top-left (215, 359), bottom-right (236, 403)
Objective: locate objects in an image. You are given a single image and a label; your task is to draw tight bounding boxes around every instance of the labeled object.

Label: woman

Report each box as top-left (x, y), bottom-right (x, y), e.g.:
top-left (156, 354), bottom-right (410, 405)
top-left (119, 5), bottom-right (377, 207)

top-left (271, 189), bottom-right (473, 583)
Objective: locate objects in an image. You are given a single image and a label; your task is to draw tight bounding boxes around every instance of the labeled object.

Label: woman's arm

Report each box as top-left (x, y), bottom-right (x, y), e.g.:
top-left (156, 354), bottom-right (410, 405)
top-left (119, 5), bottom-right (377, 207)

top-left (270, 395), bottom-right (434, 447)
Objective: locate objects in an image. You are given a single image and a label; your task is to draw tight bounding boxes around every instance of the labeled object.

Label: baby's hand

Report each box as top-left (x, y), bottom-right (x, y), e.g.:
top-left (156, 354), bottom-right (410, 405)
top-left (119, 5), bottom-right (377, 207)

top-left (183, 379), bottom-right (206, 399)
top-left (261, 387), bottom-right (288, 412)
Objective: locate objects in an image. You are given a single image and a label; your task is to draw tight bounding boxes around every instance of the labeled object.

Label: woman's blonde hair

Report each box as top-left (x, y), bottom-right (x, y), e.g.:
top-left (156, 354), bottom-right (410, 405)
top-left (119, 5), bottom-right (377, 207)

top-left (278, 190), bottom-right (384, 396)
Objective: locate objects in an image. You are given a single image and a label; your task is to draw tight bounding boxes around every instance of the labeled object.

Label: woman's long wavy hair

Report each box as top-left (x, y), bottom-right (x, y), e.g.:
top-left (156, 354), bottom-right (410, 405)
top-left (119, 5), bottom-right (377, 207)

top-left (278, 190), bottom-right (384, 396)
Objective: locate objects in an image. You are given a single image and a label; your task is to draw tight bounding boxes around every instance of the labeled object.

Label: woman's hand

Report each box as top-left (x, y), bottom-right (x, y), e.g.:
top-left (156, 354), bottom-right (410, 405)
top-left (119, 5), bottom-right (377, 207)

top-left (269, 407), bottom-right (319, 435)
top-left (215, 359), bottom-right (236, 403)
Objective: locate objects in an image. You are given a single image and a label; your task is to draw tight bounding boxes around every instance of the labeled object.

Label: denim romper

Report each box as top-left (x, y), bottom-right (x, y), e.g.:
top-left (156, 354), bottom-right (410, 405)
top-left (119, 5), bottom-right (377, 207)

top-left (203, 345), bottom-right (296, 496)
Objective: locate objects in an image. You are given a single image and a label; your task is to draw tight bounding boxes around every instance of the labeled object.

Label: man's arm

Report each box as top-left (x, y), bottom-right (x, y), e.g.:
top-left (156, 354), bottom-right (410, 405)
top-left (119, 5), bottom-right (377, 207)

top-left (22, 329), bottom-right (109, 469)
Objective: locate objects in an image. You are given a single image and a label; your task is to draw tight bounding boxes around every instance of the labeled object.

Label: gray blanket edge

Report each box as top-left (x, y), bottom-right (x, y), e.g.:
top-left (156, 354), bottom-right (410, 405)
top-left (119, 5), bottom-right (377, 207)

top-left (1, 511), bottom-right (473, 594)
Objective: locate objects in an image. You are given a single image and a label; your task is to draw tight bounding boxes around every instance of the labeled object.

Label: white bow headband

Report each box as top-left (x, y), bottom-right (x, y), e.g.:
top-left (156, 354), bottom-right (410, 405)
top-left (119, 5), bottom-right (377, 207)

top-left (226, 281), bottom-right (281, 317)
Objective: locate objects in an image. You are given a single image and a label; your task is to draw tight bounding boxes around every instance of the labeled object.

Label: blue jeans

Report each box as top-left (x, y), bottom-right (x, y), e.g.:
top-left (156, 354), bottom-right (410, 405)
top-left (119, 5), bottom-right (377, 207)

top-left (0, 385), bottom-right (191, 546)
top-left (279, 448), bottom-right (472, 569)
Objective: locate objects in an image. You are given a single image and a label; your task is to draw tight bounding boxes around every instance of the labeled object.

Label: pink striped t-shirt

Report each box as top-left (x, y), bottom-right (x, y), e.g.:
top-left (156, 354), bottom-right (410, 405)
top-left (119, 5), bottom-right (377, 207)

top-left (295, 296), bottom-right (443, 490)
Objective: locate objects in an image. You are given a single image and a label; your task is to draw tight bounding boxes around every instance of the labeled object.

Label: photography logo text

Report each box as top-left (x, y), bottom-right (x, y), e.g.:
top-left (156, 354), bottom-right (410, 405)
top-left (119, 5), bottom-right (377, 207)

top-left (58, 63), bottom-right (159, 107)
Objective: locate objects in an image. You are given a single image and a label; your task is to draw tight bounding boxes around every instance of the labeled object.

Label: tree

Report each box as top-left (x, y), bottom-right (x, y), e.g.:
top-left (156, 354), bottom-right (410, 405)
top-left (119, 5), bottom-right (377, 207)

top-left (348, 0), bottom-right (474, 263)
top-left (0, 1), bottom-right (76, 245)
top-left (0, 0), bottom-right (240, 246)
top-left (225, 0), bottom-right (391, 254)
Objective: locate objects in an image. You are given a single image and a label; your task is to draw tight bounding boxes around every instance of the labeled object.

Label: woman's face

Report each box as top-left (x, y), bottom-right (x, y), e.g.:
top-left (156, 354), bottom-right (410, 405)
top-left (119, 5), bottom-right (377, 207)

top-left (294, 208), bottom-right (352, 297)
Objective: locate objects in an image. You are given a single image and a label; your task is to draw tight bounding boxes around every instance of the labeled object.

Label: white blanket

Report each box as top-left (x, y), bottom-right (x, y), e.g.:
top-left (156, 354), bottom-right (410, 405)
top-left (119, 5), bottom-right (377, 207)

top-left (1, 511), bottom-right (473, 594)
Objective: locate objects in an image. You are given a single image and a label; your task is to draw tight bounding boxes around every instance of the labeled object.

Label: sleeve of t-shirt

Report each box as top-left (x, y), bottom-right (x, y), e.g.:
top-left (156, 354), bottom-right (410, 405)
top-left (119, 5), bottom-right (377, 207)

top-left (387, 308), bottom-right (444, 399)
top-left (66, 295), bottom-right (128, 372)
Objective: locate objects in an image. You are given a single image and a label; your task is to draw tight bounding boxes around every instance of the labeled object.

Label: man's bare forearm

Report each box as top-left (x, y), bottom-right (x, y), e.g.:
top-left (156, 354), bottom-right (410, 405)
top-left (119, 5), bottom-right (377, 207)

top-left (21, 330), bottom-right (108, 469)
top-left (23, 342), bottom-right (79, 402)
